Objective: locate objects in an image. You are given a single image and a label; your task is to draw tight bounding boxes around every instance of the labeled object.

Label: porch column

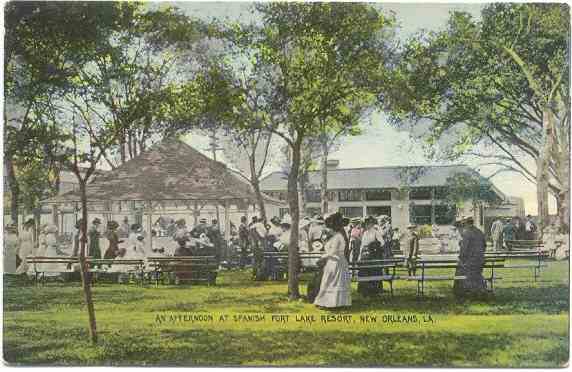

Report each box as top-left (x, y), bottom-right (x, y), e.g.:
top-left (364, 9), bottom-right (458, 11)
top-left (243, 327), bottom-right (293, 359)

top-left (224, 200), bottom-right (231, 242)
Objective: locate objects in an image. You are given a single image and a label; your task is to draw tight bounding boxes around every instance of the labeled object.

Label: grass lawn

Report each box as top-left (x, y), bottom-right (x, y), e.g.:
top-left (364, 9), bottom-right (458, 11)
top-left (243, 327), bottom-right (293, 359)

top-left (3, 259), bottom-right (569, 367)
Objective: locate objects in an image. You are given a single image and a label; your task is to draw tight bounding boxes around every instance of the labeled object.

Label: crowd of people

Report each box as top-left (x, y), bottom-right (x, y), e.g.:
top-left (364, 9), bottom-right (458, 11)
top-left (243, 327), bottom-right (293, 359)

top-left (4, 209), bottom-right (567, 307)
top-left (489, 215), bottom-right (538, 251)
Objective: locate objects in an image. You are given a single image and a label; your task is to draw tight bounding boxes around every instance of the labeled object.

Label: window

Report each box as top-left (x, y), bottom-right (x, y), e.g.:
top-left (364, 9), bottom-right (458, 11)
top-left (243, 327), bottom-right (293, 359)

top-left (338, 189), bottom-right (362, 201)
top-left (306, 207), bottom-right (321, 217)
top-left (409, 188), bottom-right (432, 200)
top-left (305, 190), bottom-right (321, 203)
top-left (365, 189), bottom-right (392, 201)
top-left (366, 206), bottom-right (391, 217)
top-left (434, 186), bottom-right (449, 200)
top-left (339, 207), bottom-right (363, 218)
top-left (279, 208), bottom-right (290, 218)
top-left (410, 205), bottom-right (432, 225)
top-left (434, 205), bottom-right (456, 225)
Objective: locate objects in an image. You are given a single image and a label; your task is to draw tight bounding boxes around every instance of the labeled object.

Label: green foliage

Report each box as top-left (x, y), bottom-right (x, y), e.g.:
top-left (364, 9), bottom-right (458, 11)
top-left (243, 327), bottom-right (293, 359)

top-left (443, 172), bottom-right (503, 209)
top-left (384, 3), bottom-right (569, 176)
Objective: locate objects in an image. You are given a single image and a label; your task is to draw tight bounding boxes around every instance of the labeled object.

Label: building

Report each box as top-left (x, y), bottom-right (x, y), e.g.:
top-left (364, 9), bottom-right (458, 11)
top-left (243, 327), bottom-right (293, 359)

top-left (484, 196), bottom-right (526, 218)
top-left (260, 162), bottom-right (508, 232)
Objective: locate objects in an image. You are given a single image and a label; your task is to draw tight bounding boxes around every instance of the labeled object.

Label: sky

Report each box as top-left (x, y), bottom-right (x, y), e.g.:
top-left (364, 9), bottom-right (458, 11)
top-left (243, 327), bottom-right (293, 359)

top-left (170, 1), bottom-right (554, 215)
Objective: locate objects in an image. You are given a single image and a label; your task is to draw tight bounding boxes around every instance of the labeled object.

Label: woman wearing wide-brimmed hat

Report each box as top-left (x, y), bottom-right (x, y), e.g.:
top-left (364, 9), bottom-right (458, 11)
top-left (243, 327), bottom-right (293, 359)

top-left (103, 220), bottom-right (123, 259)
top-left (88, 218), bottom-right (103, 260)
top-left (313, 212), bottom-right (352, 308)
top-left (356, 215), bottom-right (385, 297)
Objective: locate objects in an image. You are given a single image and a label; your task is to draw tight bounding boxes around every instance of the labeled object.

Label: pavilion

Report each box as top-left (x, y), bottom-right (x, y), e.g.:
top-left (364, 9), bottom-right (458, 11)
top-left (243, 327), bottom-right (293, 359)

top-left (42, 138), bottom-right (283, 249)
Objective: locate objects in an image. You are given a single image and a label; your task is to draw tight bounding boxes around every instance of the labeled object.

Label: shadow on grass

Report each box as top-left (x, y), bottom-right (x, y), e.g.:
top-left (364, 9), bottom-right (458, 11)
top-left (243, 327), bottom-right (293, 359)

top-left (3, 328), bottom-right (568, 367)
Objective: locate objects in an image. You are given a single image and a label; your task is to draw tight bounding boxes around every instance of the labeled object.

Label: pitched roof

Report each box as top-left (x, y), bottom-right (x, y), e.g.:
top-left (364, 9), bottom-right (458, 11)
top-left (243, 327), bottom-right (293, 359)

top-left (43, 138), bottom-right (282, 204)
top-left (260, 164), bottom-right (505, 198)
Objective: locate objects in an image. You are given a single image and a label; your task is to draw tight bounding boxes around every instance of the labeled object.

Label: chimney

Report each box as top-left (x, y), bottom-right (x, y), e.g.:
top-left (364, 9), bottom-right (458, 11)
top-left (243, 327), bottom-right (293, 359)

top-left (326, 159), bottom-right (340, 170)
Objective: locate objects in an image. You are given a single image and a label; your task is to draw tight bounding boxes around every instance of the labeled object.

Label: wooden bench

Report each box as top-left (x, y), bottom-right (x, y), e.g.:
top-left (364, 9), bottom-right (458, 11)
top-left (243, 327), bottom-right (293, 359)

top-left (146, 256), bottom-right (218, 286)
top-left (407, 256), bottom-right (506, 297)
top-left (262, 252), bottom-right (289, 280)
top-left (505, 239), bottom-right (544, 252)
top-left (26, 256), bottom-right (79, 286)
top-left (86, 258), bottom-right (146, 285)
top-left (485, 249), bottom-right (548, 281)
top-left (350, 258), bottom-right (405, 296)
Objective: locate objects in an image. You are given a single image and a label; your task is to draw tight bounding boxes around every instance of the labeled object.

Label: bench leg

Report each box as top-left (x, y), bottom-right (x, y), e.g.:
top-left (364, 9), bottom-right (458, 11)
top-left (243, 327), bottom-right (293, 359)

top-left (389, 280), bottom-right (394, 297)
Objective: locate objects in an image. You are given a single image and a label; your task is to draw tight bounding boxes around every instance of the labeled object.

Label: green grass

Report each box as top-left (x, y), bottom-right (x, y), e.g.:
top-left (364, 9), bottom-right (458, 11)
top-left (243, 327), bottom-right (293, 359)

top-left (3, 260), bottom-right (569, 367)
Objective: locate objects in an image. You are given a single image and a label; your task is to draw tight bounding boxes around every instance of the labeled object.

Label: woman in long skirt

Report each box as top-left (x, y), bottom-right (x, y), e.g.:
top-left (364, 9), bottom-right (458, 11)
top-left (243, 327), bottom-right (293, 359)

top-left (314, 212), bottom-right (352, 308)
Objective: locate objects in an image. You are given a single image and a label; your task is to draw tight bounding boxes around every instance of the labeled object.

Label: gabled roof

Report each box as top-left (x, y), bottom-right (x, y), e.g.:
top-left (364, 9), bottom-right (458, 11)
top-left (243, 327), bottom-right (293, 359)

top-left (43, 138), bottom-right (283, 205)
top-left (260, 164), bottom-right (506, 199)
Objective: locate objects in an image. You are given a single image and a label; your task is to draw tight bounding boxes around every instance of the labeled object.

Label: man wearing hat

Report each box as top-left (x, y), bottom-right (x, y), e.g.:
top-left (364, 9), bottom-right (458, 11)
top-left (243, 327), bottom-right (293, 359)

top-left (88, 218), bottom-right (103, 260)
top-left (191, 217), bottom-right (209, 239)
top-left (453, 216), bottom-right (487, 297)
top-left (406, 224), bottom-right (420, 276)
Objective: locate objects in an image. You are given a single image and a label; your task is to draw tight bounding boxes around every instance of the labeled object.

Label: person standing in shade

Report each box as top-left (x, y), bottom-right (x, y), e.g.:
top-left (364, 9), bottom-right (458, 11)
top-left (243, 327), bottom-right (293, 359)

top-left (502, 218), bottom-right (515, 250)
top-left (453, 216), bottom-right (487, 297)
top-left (103, 221), bottom-right (122, 259)
top-left (406, 224), bottom-right (420, 276)
top-left (88, 218), bottom-right (103, 259)
top-left (349, 218), bottom-right (363, 264)
top-left (524, 215), bottom-right (537, 240)
top-left (238, 216), bottom-right (250, 268)
top-left (313, 212), bottom-right (352, 308)
top-left (490, 218), bottom-right (504, 252)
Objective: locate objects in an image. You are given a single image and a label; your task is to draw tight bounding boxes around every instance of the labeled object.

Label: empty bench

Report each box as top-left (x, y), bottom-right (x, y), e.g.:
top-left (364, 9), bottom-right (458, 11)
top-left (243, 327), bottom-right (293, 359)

top-left (86, 258), bottom-right (146, 285)
top-left (27, 256), bottom-right (79, 285)
top-left (485, 249), bottom-right (548, 281)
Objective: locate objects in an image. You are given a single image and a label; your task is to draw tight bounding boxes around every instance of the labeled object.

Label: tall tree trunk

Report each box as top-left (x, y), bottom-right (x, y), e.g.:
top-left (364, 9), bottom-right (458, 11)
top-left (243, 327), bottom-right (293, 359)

top-left (77, 178), bottom-right (98, 344)
top-left (537, 108), bottom-right (554, 233)
top-left (251, 177), bottom-right (267, 223)
top-left (287, 139), bottom-right (302, 300)
top-left (6, 156), bottom-right (20, 231)
top-left (320, 138), bottom-right (329, 214)
top-left (127, 131), bottom-right (133, 160)
top-left (557, 151), bottom-right (570, 234)
top-left (248, 153), bottom-right (267, 222)
top-left (120, 129), bottom-right (126, 164)
top-left (298, 171), bottom-right (306, 217)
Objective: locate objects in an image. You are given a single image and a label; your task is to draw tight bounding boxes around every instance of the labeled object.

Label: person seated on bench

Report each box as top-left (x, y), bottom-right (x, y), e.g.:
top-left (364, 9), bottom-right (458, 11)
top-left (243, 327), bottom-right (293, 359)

top-left (357, 215), bottom-right (385, 297)
top-left (453, 216), bottom-right (487, 297)
top-left (313, 212), bottom-right (351, 308)
top-left (406, 224), bottom-right (420, 276)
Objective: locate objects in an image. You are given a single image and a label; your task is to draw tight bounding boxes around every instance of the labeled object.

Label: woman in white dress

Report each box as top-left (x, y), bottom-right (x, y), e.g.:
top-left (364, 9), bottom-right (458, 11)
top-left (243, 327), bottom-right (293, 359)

top-left (314, 212), bottom-right (352, 308)
top-left (41, 224), bottom-right (65, 276)
top-left (16, 218), bottom-right (36, 274)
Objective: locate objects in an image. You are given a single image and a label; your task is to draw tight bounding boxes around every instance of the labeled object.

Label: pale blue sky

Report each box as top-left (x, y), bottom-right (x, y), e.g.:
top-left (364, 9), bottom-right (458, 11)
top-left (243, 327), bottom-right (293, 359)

top-left (170, 1), bottom-right (552, 215)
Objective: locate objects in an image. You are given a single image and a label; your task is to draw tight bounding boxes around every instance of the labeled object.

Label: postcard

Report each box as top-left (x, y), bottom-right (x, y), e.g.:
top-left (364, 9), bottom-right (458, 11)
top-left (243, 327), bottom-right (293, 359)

top-left (3, 1), bottom-right (569, 367)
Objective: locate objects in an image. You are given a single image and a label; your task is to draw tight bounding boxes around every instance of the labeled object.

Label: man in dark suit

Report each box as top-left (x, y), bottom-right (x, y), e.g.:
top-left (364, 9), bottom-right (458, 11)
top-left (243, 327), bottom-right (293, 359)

top-left (453, 216), bottom-right (487, 297)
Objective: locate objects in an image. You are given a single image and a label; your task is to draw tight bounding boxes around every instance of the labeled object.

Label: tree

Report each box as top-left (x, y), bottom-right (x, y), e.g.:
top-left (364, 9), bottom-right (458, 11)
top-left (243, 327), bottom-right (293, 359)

top-left (234, 3), bottom-right (394, 299)
top-left (384, 3), bottom-right (569, 231)
top-left (4, 2), bottom-right (136, 229)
